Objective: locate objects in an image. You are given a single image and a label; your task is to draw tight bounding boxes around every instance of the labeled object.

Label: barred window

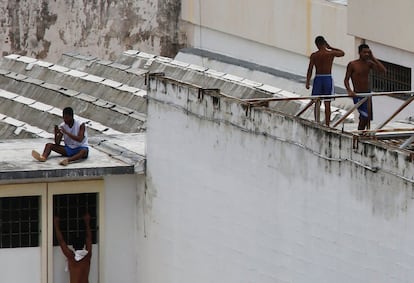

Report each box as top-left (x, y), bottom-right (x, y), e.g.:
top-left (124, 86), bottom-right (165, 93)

top-left (371, 61), bottom-right (411, 93)
top-left (0, 196), bottom-right (40, 248)
top-left (53, 193), bottom-right (98, 246)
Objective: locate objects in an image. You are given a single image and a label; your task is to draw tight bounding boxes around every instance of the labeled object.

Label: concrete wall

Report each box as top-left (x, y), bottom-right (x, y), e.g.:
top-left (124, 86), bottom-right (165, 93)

top-left (0, 0), bottom-right (186, 61)
top-left (144, 76), bottom-right (414, 283)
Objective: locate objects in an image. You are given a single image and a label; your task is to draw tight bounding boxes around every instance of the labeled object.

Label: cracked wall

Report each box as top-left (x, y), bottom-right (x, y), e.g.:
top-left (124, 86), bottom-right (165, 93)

top-left (0, 0), bottom-right (186, 61)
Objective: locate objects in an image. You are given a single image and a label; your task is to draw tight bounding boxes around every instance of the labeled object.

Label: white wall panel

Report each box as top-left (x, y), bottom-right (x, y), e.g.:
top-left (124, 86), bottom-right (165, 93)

top-left (143, 77), bottom-right (414, 283)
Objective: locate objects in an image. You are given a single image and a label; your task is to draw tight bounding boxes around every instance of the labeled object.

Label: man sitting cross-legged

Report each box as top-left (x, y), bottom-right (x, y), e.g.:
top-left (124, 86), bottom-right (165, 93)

top-left (32, 107), bottom-right (89, 166)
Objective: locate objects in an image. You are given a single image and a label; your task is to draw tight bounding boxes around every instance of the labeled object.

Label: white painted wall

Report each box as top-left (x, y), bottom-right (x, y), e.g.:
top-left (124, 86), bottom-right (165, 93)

top-left (103, 174), bottom-right (144, 283)
top-left (181, 0), bottom-right (355, 88)
top-left (143, 77), bottom-right (414, 283)
top-left (182, 0), bottom-right (414, 91)
top-left (348, 0), bottom-right (414, 53)
top-left (0, 248), bottom-right (41, 282)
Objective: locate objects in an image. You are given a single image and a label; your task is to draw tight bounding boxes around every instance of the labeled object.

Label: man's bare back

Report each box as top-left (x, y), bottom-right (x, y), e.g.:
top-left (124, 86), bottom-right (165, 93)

top-left (68, 253), bottom-right (91, 283)
top-left (306, 36), bottom-right (344, 127)
top-left (310, 49), bottom-right (337, 75)
top-left (306, 37), bottom-right (344, 89)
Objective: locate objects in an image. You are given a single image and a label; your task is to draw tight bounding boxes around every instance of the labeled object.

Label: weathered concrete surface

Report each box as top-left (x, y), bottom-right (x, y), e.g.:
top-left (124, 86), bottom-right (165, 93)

top-left (0, 0), bottom-right (186, 61)
top-left (0, 133), bottom-right (145, 182)
top-left (144, 75), bottom-right (414, 283)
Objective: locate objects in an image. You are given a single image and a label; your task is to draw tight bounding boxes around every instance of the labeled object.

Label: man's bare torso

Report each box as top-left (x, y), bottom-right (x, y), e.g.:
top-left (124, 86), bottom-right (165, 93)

top-left (312, 49), bottom-right (336, 74)
top-left (68, 256), bottom-right (91, 283)
top-left (349, 59), bottom-right (372, 92)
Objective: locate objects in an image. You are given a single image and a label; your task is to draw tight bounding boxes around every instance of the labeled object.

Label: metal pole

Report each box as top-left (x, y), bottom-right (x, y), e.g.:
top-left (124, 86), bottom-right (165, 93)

top-left (332, 97), bottom-right (368, 128)
top-left (374, 96), bottom-right (414, 130)
top-left (400, 134), bottom-right (414, 149)
top-left (244, 90), bottom-right (413, 104)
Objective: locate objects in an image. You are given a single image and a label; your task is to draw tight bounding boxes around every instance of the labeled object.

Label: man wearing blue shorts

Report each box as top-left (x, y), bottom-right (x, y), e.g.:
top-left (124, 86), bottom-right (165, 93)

top-left (344, 44), bottom-right (386, 130)
top-left (306, 36), bottom-right (345, 126)
top-left (32, 107), bottom-right (89, 166)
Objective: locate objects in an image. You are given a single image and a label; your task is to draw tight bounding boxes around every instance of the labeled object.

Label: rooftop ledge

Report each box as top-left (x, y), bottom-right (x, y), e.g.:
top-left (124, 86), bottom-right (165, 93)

top-left (148, 75), bottom-right (414, 183)
top-left (0, 133), bottom-right (145, 183)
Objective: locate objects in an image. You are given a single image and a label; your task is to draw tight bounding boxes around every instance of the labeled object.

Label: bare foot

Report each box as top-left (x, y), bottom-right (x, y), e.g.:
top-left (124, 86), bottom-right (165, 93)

top-left (59, 159), bottom-right (69, 166)
top-left (32, 150), bottom-right (46, 162)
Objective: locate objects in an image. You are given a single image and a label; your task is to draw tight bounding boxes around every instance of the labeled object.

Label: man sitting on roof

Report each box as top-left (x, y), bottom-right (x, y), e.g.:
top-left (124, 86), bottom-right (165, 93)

top-left (32, 107), bottom-right (89, 166)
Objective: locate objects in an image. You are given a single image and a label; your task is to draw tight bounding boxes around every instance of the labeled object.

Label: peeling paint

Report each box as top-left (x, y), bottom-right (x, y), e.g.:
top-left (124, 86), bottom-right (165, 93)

top-left (0, 0), bottom-right (187, 61)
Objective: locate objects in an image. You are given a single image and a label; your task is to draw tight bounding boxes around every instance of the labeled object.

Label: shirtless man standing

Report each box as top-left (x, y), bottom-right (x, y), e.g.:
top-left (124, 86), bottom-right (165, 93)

top-left (344, 43), bottom-right (386, 130)
top-left (54, 213), bottom-right (92, 283)
top-left (306, 36), bottom-right (345, 126)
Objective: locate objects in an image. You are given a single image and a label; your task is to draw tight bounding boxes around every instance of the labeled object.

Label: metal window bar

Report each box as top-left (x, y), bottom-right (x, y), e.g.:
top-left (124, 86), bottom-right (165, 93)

top-left (0, 196), bottom-right (40, 248)
top-left (53, 193), bottom-right (98, 246)
top-left (371, 60), bottom-right (411, 93)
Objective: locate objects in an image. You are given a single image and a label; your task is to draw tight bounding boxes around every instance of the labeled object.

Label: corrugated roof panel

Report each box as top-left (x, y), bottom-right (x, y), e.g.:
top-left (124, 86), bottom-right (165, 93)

top-left (31, 101), bottom-right (54, 112)
top-left (66, 69), bottom-right (88, 77)
top-left (188, 64), bottom-right (208, 72)
top-left (205, 69), bottom-right (226, 77)
top-left (0, 90), bottom-right (18, 100)
top-left (256, 84), bottom-right (282, 94)
top-left (110, 63), bottom-right (130, 71)
top-left (48, 107), bottom-right (63, 116)
top-left (124, 50), bottom-right (139, 56)
top-left (4, 54), bottom-right (20, 60)
top-left (83, 74), bottom-right (104, 83)
top-left (170, 60), bottom-right (189, 68)
top-left (134, 90), bottom-right (147, 97)
top-left (35, 60), bottom-right (54, 68)
top-left (136, 51), bottom-right (155, 59)
top-left (278, 90), bottom-right (298, 98)
top-left (101, 79), bottom-right (123, 88)
top-left (16, 56), bottom-right (37, 64)
top-left (242, 79), bottom-right (263, 88)
top-left (49, 65), bottom-right (70, 73)
top-left (118, 85), bottom-right (140, 93)
top-left (13, 96), bottom-right (36, 105)
top-left (4, 117), bottom-right (25, 127)
top-left (223, 73), bottom-right (244, 82)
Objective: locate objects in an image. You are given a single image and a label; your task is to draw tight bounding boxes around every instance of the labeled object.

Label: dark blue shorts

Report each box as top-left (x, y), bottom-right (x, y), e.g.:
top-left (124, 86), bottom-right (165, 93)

top-left (64, 146), bottom-right (89, 158)
top-left (353, 93), bottom-right (372, 120)
top-left (312, 74), bottom-right (334, 100)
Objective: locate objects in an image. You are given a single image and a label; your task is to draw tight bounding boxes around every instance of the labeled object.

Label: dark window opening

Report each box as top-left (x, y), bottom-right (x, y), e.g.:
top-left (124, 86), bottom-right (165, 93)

top-left (0, 196), bottom-right (40, 248)
top-left (371, 60), bottom-right (411, 99)
top-left (53, 193), bottom-right (98, 246)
